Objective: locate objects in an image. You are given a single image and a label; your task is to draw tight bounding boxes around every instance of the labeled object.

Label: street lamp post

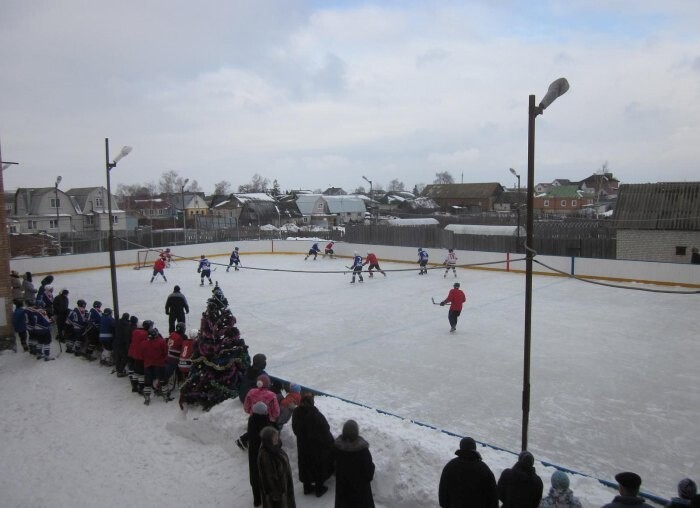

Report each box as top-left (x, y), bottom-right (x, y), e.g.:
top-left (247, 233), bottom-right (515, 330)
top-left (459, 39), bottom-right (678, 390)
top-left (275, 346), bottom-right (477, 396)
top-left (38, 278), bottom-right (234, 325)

top-left (105, 138), bottom-right (132, 321)
top-left (362, 175), bottom-right (373, 223)
top-left (181, 178), bottom-right (189, 244)
top-left (522, 78), bottom-right (569, 452)
top-left (509, 168), bottom-right (521, 253)
top-left (54, 176), bottom-right (62, 255)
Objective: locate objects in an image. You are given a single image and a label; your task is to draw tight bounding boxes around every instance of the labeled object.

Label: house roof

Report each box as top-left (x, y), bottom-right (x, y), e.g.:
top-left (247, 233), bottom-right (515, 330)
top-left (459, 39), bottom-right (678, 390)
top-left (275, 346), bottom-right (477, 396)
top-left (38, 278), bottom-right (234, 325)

top-left (323, 195), bottom-right (366, 213)
top-left (445, 224), bottom-right (524, 236)
top-left (422, 183), bottom-right (503, 199)
top-left (614, 182), bottom-right (700, 230)
top-left (542, 185), bottom-right (584, 198)
top-left (384, 218), bottom-right (439, 226)
top-left (296, 194), bottom-right (323, 215)
top-left (14, 187), bottom-right (81, 215)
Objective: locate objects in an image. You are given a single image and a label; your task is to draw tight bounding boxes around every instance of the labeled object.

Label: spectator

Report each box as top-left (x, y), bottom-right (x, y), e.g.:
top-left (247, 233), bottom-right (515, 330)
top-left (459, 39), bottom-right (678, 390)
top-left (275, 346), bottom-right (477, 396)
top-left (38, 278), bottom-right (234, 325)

top-left (98, 308), bottom-right (115, 365)
top-left (602, 472), bottom-right (654, 508)
top-left (164, 285), bottom-right (189, 333)
top-left (668, 478), bottom-right (697, 507)
top-left (257, 426), bottom-right (296, 508)
top-left (22, 272), bottom-right (37, 303)
top-left (439, 436), bottom-right (497, 508)
top-left (112, 313), bottom-right (133, 377)
top-left (239, 353), bottom-right (269, 403)
top-left (334, 419), bottom-right (375, 508)
top-left (277, 383), bottom-right (302, 428)
top-left (497, 451), bottom-right (543, 508)
top-left (538, 470), bottom-right (582, 508)
top-left (53, 289), bottom-right (70, 342)
top-left (691, 248), bottom-right (700, 265)
top-left (11, 300), bottom-right (28, 352)
top-left (247, 401), bottom-right (272, 507)
top-left (10, 271), bottom-right (23, 301)
top-left (243, 375), bottom-right (280, 423)
top-left (291, 392), bottom-right (334, 498)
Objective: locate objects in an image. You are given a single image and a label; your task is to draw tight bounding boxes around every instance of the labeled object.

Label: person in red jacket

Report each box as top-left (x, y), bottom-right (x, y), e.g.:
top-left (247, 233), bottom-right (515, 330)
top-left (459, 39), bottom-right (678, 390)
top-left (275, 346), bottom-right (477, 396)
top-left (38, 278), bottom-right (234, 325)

top-left (179, 329), bottom-right (197, 377)
top-left (323, 241), bottom-right (335, 258)
top-left (140, 326), bottom-right (168, 405)
top-left (150, 257), bottom-right (167, 283)
top-left (440, 282), bottom-right (467, 332)
top-left (128, 320), bottom-right (152, 394)
top-left (363, 251), bottom-right (386, 277)
top-left (166, 322), bottom-right (186, 383)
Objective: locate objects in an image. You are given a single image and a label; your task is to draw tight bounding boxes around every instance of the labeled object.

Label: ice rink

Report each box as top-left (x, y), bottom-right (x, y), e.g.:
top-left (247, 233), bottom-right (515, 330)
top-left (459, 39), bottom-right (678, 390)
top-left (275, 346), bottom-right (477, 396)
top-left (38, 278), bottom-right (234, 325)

top-left (51, 252), bottom-right (700, 496)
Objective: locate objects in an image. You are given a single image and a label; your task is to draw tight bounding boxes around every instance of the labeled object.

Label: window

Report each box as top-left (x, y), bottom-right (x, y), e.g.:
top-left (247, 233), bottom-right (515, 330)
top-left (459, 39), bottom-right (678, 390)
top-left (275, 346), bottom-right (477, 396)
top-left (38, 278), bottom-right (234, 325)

top-left (561, 200), bottom-right (567, 207)
top-left (543, 200), bottom-right (550, 208)
top-left (85, 215), bottom-right (94, 226)
top-left (317, 203), bottom-right (324, 211)
top-left (27, 220), bottom-right (38, 230)
top-left (158, 209), bottom-right (164, 216)
top-left (112, 215), bottom-right (118, 224)
top-left (50, 219), bottom-right (59, 229)
top-left (95, 197), bottom-right (104, 207)
top-left (50, 198), bottom-right (60, 208)
top-left (572, 200), bottom-right (577, 207)
top-left (676, 246), bottom-right (687, 256)
top-left (9, 225), bottom-right (17, 233)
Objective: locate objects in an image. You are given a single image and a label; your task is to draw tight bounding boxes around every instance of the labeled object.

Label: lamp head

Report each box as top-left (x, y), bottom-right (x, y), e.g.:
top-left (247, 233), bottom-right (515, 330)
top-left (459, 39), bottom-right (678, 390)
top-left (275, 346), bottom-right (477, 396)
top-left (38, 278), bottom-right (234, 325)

top-left (539, 78), bottom-right (569, 111)
top-left (362, 175), bottom-right (371, 184)
top-left (184, 178), bottom-right (189, 186)
top-left (509, 168), bottom-right (519, 177)
top-left (56, 176), bottom-right (62, 186)
top-left (112, 145), bottom-right (133, 165)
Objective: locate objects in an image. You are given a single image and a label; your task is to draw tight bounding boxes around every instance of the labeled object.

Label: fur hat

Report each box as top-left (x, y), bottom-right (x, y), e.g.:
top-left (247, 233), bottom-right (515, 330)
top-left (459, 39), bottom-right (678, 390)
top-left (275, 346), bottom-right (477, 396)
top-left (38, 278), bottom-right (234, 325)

top-left (256, 374), bottom-right (271, 389)
top-left (342, 419), bottom-right (359, 441)
top-left (615, 472), bottom-right (642, 491)
top-left (252, 401), bottom-right (269, 415)
top-left (678, 478), bottom-right (697, 500)
top-left (551, 470), bottom-right (570, 491)
top-left (459, 437), bottom-right (476, 451)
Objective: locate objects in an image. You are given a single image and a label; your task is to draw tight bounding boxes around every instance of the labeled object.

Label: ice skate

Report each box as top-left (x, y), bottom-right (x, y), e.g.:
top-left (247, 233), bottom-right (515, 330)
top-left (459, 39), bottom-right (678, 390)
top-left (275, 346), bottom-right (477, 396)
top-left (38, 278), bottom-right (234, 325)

top-left (143, 394), bottom-right (151, 406)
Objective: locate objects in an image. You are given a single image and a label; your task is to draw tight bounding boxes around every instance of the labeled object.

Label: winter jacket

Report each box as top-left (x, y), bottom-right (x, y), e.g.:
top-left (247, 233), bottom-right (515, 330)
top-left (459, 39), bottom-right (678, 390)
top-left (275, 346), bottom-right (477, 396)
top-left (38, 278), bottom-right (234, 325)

top-left (10, 274), bottom-right (23, 300)
top-left (141, 336), bottom-right (168, 368)
top-left (443, 288), bottom-right (467, 311)
top-left (164, 291), bottom-right (189, 319)
top-left (178, 338), bottom-right (195, 373)
top-left (167, 331), bottom-right (185, 364)
top-left (53, 293), bottom-right (70, 318)
top-left (99, 314), bottom-right (115, 341)
top-left (128, 328), bottom-right (149, 360)
top-left (247, 413), bottom-right (272, 495)
top-left (539, 488), bottom-right (583, 508)
top-left (291, 403), bottom-right (335, 487)
top-left (334, 435), bottom-right (375, 508)
top-left (438, 449), bottom-right (498, 508)
top-left (22, 279), bottom-right (37, 303)
top-left (257, 439), bottom-right (296, 508)
top-left (113, 317), bottom-right (133, 353)
top-left (12, 307), bottom-right (27, 333)
top-left (239, 366), bottom-right (267, 402)
top-left (244, 388), bottom-right (280, 422)
top-left (601, 496), bottom-right (655, 508)
top-left (497, 463), bottom-right (543, 508)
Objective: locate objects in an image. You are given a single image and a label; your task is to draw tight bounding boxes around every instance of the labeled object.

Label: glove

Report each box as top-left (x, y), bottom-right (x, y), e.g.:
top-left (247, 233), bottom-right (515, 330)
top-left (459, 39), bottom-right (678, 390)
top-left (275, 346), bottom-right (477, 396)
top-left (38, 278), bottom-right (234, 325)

top-left (440, 302), bottom-right (445, 306)
top-left (197, 269), bottom-right (201, 273)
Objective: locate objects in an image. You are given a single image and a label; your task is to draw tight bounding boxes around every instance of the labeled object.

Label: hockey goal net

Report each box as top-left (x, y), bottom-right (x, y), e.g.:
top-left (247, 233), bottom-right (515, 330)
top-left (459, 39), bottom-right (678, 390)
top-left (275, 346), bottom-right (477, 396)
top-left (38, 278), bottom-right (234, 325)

top-left (134, 249), bottom-right (163, 270)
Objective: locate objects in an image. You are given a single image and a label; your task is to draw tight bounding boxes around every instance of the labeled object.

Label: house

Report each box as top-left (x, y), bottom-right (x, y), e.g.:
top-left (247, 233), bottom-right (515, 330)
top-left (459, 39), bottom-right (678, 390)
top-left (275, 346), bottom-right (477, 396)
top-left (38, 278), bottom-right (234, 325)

top-left (421, 183), bottom-right (504, 212)
top-left (296, 194), bottom-right (366, 226)
top-left (210, 193), bottom-right (280, 226)
top-left (180, 192), bottom-right (210, 218)
top-left (10, 187), bottom-right (83, 235)
top-left (534, 185), bottom-right (594, 216)
top-left (614, 182), bottom-right (700, 263)
top-left (377, 191), bottom-right (416, 214)
top-left (67, 186), bottom-right (126, 232)
top-left (323, 195), bottom-right (366, 224)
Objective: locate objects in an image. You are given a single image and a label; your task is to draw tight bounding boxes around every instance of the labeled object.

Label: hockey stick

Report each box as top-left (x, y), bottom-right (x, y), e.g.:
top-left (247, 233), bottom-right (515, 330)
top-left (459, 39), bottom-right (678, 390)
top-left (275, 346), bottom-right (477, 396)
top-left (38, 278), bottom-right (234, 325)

top-left (431, 297), bottom-right (442, 306)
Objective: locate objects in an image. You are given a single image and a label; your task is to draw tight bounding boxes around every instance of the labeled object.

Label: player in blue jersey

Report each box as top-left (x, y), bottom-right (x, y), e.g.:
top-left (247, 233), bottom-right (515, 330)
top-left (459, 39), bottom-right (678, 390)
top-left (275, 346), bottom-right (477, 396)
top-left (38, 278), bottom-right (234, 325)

top-left (198, 255), bottom-right (213, 286)
top-left (349, 251), bottom-right (364, 284)
top-left (418, 248), bottom-right (429, 275)
top-left (227, 247), bottom-right (241, 272)
top-left (304, 242), bottom-right (321, 261)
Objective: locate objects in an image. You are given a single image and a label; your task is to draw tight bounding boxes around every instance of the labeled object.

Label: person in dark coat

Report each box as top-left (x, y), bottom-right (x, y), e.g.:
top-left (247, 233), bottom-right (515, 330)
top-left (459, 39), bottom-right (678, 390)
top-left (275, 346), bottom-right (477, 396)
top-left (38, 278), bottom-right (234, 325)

top-left (164, 285), bottom-right (189, 333)
top-left (22, 272), bottom-right (37, 304)
top-left (237, 353), bottom-right (271, 450)
top-left (112, 313), bottom-right (133, 377)
top-left (439, 436), bottom-right (497, 508)
top-left (667, 478), bottom-right (697, 508)
top-left (36, 275), bottom-right (54, 311)
top-left (602, 472), bottom-right (654, 508)
top-left (497, 451), bottom-right (543, 508)
top-left (248, 401), bottom-right (273, 507)
top-left (334, 419), bottom-right (375, 508)
top-left (291, 392), bottom-right (334, 498)
top-left (257, 426), bottom-right (296, 508)
top-left (53, 289), bottom-right (70, 342)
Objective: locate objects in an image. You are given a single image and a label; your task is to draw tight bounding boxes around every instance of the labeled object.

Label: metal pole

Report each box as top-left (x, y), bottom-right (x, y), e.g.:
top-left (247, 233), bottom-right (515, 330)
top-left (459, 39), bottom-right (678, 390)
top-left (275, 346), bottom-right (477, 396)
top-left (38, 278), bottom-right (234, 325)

top-left (55, 181), bottom-right (61, 255)
top-left (105, 138), bottom-right (119, 320)
top-left (182, 186), bottom-right (186, 243)
top-left (516, 174), bottom-right (521, 253)
top-left (522, 94), bottom-right (539, 451)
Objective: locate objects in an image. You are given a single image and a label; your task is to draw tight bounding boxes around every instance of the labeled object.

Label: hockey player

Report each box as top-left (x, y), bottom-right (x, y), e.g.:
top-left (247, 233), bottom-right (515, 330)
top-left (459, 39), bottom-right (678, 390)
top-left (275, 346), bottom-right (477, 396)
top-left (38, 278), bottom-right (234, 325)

top-left (349, 251), bottom-right (364, 284)
top-left (128, 320), bottom-right (152, 394)
top-left (28, 300), bottom-right (54, 361)
top-left (440, 282), bottom-right (467, 332)
top-left (305, 242), bottom-right (321, 261)
top-left (160, 248), bottom-right (173, 267)
top-left (178, 329), bottom-right (197, 378)
top-left (363, 251), bottom-right (386, 277)
top-left (227, 247), bottom-right (241, 272)
top-left (197, 255), bottom-right (213, 285)
top-left (165, 322), bottom-right (186, 384)
top-left (418, 247), bottom-right (429, 275)
top-left (98, 308), bottom-right (115, 365)
top-left (443, 248), bottom-right (458, 278)
top-left (151, 256), bottom-right (167, 283)
top-left (84, 301), bottom-right (103, 361)
top-left (323, 241), bottom-right (335, 258)
top-left (141, 327), bottom-right (168, 405)
top-left (66, 299), bottom-right (89, 355)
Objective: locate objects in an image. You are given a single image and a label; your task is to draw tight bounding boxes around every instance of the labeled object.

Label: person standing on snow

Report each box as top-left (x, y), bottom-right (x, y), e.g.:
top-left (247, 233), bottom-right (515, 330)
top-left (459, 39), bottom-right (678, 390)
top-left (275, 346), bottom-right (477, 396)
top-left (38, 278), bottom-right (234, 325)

top-left (227, 246), bottom-right (242, 272)
top-left (164, 285), bottom-right (189, 333)
top-left (418, 248), bottom-right (429, 275)
top-left (440, 282), bottom-right (467, 332)
top-left (439, 437), bottom-right (498, 508)
top-left (443, 249), bottom-right (458, 278)
top-left (350, 252), bottom-right (364, 284)
top-left (151, 256), bottom-right (167, 283)
top-left (197, 255), bottom-right (213, 286)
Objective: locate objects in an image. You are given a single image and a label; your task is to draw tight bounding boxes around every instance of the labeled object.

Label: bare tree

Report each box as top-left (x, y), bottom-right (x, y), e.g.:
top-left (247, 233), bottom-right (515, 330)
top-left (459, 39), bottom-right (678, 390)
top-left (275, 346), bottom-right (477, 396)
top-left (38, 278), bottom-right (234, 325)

top-left (158, 170), bottom-right (189, 195)
top-left (214, 180), bottom-right (231, 195)
top-left (188, 180), bottom-right (202, 193)
top-left (271, 179), bottom-right (281, 196)
top-left (433, 171), bottom-right (454, 184)
top-left (354, 186), bottom-right (366, 194)
top-left (413, 183), bottom-right (426, 195)
top-left (238, 174), bottom-right (270, 193)
top-left (387, 179), bottom-right (405, 192)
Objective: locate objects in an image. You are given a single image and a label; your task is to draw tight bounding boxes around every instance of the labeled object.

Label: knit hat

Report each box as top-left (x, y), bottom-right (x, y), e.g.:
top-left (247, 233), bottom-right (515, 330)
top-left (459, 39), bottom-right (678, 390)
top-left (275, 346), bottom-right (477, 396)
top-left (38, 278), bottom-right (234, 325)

top-left (256, 374), bottom-right (271, 389)
top-left (459, 437), bottom-right (476, 451)
top-left (174, 285), bottom-right (181, 292)
top-left (252, 353), bottom-right (266, 369)
top-left (551, 470), bottom-right (570, 491)
top-left (289, 383), bottom-right (301, 393)
top-left (518, 450), bottom-right (534, 467)
top-left (252, 401), bottom-right (269, 415)
top-left (615, 472), bottom-right (642, 491)
top-left (678, 478), bottom-right (697, 500)
top-left (130, 315), bottom-right (139, 325)
top-left (454, 282), bottom-right (460, 288)
top-left (342, 420), bottom-right (359, 441)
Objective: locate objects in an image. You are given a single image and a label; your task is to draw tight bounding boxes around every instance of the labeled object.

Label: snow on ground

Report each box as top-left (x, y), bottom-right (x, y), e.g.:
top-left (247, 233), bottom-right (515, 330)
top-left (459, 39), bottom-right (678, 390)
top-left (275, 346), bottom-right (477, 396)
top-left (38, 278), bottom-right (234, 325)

top-left (1, 253), bottom-right (698, 507)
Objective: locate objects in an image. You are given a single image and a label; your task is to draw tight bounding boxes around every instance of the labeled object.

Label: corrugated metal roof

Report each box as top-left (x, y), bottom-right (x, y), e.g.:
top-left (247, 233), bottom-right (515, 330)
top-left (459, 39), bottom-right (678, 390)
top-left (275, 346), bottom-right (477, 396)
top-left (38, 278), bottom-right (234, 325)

top-left (422, 183), bottom-right (502, 199)
top-left (614, 182), bottom-right (700, 230)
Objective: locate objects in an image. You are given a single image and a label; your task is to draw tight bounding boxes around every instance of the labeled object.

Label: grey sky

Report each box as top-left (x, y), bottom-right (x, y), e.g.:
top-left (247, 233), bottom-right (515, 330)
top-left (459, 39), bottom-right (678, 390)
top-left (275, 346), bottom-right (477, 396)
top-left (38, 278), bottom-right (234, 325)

top-left (2, 0), bottom-right (699, 193)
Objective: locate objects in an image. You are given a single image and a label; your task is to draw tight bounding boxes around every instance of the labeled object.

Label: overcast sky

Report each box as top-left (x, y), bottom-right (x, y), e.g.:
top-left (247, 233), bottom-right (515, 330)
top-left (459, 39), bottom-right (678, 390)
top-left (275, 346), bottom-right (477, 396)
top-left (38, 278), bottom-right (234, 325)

top-left (1, 0), bottom-right (699, 194)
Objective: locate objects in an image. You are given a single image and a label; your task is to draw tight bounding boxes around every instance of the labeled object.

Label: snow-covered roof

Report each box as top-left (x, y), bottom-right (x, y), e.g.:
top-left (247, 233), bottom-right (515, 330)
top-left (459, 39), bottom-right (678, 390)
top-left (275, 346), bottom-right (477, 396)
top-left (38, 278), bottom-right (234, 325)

top-left (444, 224), bottom-right (525, 236)
top-left (234, 193), bottom-right (275, 203)
top-left (383, 218), bottom-right (440, 226)
top-left (323, 195), bottom-right (366, 214)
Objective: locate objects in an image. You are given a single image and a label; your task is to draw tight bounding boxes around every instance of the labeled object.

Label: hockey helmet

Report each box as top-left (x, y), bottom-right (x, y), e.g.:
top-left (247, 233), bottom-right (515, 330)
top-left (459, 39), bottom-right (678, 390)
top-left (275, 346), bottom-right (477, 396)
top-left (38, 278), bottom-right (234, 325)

top-left (77, 299), bottom-right (87, 308)
top-left (234, 246), bottom-right (239, 251)
top-left (418, 247), bottom-right (423, 252)
top-left (175, 322), bottom-right (187, 334)
top-left (103, 308), bottom-right (113, 316)
top-left (354, 251), bottom-right (358, 256)
top-left (165, 248), bottom-right (170, 252)
top-left (34, 299), bottom-right (45, 308)
top-left (201, 254), bottom-right (205, 259)
top-left (454, 282), bottom-right (460, 288)
top-left (142, 319), bottom-right (154, 331)
top-left (188, 328), bottom-right (199, 339)
top-left (148, 327), bottom-right (159, 338)
top-left (93, 300), bottom-right (102, 308)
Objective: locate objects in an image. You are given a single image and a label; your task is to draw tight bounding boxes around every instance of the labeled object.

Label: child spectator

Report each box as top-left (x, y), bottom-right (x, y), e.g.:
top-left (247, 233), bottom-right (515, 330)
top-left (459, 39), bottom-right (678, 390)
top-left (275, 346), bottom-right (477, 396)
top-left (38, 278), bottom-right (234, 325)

top-left (668, 478), bottom-right (697, 507)
top-left (539, 470), bottom-right (582, 508)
